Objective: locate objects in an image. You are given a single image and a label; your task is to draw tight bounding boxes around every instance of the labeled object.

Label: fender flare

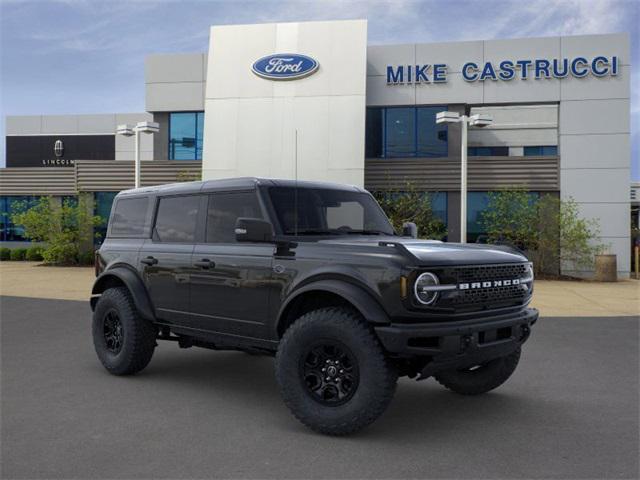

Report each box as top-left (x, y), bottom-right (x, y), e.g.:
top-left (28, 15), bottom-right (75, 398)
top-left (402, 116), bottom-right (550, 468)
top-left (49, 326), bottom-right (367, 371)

top-left (277, 279), bottom-right (390, 335)
top-left (90, 266), bottom-right (156, 321)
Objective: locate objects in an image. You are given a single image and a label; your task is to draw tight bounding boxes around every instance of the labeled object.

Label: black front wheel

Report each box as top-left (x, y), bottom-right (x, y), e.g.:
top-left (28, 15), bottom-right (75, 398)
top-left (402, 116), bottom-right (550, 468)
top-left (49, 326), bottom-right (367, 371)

top-left (275, 307), bottom-right (397, 436)
top-left (92, 287), bottom-right (157, 376)
top-left (434, 349), bottom-right (521, 395)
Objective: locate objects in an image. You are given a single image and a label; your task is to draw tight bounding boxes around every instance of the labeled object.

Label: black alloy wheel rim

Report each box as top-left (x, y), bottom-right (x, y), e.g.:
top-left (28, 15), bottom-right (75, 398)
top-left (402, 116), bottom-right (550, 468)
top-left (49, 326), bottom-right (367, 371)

top-left (300, 341), bottom-right (359, 406)
top-left (103, 309), bottom-right (124, 354)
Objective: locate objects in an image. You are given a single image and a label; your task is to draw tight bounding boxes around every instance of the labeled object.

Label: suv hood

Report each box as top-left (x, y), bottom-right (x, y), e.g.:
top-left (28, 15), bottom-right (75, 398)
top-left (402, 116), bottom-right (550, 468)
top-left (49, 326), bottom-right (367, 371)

top-left (317, 236), bottom-right (528, 266)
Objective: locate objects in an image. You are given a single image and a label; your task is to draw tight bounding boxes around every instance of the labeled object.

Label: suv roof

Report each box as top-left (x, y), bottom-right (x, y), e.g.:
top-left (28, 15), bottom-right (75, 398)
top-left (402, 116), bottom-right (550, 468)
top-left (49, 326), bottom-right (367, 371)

top-left (117, 177), bottom-right (365, 198)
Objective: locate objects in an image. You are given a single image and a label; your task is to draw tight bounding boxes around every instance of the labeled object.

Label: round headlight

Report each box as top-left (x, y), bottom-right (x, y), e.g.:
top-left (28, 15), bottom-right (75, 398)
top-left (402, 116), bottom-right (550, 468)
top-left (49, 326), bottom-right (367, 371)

top-left (414, 272), bottom-right (440, 305)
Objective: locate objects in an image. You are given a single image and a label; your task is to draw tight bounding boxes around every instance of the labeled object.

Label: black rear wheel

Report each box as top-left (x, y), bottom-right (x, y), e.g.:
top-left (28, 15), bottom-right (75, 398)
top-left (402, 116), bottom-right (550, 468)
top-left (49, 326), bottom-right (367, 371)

top-left (92, 287), bottom-right (157, 376)
top-left (276, 307), bottom-right (397, 436)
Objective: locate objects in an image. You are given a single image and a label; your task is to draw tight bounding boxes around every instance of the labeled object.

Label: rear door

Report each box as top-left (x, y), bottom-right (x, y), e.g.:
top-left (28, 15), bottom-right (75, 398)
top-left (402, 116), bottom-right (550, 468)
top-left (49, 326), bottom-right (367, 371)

top-left (190, 190), bottom-right (274, 339)
top-left (139, 194), bottom-right (203, 325)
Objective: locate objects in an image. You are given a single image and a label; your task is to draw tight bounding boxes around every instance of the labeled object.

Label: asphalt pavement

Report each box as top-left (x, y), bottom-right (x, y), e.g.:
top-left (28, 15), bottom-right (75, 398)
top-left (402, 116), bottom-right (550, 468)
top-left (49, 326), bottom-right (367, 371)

top-left (1, 296), bottom-right (638, 479)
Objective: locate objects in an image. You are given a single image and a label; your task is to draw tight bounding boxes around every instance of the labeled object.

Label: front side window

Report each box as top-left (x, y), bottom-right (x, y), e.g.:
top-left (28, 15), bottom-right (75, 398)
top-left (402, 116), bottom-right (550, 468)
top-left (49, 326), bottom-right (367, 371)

top-left (110, 197), bottom-right (149, 237)
top-left (153, 195), bottom-right (200, 243)
top-left (206, 192), bottom-right (262, 243)
top-left (169, 112), bottom-right (204, 160)
top-left (268, 187), bottom-right (395, 236)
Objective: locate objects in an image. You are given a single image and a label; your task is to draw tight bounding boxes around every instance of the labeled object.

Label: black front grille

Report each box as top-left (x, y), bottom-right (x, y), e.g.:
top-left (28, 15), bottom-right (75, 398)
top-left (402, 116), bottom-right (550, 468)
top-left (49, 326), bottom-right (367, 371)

top-left (452, 283), bottom-right (527, 305)
top-left (454, 264), bottom-right (529, 283)
top-left (426, 263), bottom-right (531, 311)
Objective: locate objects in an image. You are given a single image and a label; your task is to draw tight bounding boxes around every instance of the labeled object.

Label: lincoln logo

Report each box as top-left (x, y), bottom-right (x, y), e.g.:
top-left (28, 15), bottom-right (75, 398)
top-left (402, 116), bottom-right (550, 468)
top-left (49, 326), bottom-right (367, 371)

top-left (54, 139), bottom-right (64, 158)
top-left (459, 279), bottom-right (521, 290)
top-left (252, 53), bottom-right (319, 80)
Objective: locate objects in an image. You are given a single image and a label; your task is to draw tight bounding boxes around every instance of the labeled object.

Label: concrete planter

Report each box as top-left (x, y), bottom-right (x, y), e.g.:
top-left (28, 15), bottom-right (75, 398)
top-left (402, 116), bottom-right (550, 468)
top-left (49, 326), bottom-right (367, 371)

top-left (594, 254), bottom-right (617, 282)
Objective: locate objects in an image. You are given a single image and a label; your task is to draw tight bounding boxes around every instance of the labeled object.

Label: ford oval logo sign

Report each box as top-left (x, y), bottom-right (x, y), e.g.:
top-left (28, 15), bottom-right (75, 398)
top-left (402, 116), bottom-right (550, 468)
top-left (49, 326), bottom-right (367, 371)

top-left (252, 53), bottom-right (319, 80)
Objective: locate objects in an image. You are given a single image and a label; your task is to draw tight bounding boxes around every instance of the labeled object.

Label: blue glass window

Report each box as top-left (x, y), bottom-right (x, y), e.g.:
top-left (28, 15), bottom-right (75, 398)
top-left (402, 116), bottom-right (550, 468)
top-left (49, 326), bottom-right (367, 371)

top-left (365, 106), bottom-right (448, 158)
top-left (169, 112), bottom-right (204, 160)
top-left (416, 107), bottom-right (448, 158)
top-left (468, 146), bottom-right (509, 156)
top-left (466, 192), bottom-right (491, 243)
top-left (430, 192), bottom-right (448, 226)
top-left (524, 145), bottom-right (558, 156)
top-left (466, 191), bottom-right (540, 243)
top-left (0, 196), bottom-right (40, 242)
top-left (386, 108), bottom-right (415, 157)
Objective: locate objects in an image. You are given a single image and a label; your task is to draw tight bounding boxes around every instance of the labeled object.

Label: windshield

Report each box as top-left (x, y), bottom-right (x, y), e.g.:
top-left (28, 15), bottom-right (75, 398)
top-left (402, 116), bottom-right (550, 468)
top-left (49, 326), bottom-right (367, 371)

top-left (268, 187), bottom-right (395, 236)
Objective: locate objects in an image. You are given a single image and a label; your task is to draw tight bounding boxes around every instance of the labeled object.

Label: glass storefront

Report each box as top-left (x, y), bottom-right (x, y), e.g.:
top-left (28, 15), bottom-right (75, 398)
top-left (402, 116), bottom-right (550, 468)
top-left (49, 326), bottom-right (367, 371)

top-left (168, 112), bottom-right (204, 160)
top-left (0, 196), bottom-right (40, 242)
top-left (365, 106), bottom-right (448, 158)
top-left (467, 191), bottom-right (540, 243)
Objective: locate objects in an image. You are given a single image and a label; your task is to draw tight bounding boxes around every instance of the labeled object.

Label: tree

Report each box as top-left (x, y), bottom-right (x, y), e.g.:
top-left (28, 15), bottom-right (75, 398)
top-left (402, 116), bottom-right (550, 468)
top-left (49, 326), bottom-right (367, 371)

top-left (480, 188), bottom-right (604, 276)
top-left (373, 183), bottom-right (447, 240)
top-left (11, 196), bottom-right (104, 265)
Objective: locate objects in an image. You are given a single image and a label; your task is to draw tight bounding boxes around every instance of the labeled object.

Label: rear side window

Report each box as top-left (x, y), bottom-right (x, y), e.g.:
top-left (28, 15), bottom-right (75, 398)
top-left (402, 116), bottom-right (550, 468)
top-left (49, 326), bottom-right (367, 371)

top-left (153, 195), bottom-right (200, 243)
top-left (109, 197), bottom-right (149, 237)
top-left (206, 191), bottom-right (262, 243)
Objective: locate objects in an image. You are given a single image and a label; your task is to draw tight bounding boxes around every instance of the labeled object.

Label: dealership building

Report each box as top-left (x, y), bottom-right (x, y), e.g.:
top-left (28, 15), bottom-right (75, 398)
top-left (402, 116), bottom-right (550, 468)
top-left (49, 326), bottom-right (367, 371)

top-left (0, 20), bottom-right (633, 276)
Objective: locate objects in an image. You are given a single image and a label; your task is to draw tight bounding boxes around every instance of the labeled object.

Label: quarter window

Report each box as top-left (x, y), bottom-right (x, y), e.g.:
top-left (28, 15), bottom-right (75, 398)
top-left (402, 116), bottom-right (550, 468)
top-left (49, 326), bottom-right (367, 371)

top-left (110, 197), bottom-right (149, 237)
top-left (206, 192), bottom-right (263, 243)
top-left (154, 195), bottom-right (200, 243)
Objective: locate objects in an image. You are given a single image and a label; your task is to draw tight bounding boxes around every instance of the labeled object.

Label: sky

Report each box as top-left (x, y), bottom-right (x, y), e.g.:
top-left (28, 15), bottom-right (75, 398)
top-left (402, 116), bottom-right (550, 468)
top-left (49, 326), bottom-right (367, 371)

top-left (1, 0), bottom-right (638, 179)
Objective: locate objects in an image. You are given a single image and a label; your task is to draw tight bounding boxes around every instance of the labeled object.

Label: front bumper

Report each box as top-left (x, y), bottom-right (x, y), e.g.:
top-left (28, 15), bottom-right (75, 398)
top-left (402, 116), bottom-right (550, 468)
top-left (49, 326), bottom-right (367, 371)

top-left (375, 307), bottom-right (538, 379)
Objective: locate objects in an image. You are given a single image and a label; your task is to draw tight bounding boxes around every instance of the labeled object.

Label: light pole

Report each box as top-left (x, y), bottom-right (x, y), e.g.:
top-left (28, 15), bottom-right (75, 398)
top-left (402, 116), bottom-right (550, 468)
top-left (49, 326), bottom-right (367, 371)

top-left (436, 111), bottom-right (492, 243)
top-left (116, 121), bottom-right (159, 188)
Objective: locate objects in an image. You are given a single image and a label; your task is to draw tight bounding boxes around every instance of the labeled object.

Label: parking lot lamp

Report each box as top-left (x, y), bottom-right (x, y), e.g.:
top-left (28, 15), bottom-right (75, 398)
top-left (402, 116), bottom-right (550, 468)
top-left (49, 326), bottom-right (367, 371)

top-left (116, 122), bottom-right (159, 188)
top-left (436, 111), bottom-right (492, 243)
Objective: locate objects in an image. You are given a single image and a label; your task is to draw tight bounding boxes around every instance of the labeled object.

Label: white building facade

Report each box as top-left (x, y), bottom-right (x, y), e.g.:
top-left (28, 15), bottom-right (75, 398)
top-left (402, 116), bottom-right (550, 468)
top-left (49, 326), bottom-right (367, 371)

top-left (3, 20), bottom-right (632, 276)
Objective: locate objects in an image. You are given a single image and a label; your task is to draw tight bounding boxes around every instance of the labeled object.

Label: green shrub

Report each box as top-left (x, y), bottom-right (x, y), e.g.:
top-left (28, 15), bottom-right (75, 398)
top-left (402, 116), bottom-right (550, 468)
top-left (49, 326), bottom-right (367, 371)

top-left (25, 246), bottom-right (44, 261)
top-left (480, 189), bottom-right (604, 276)
top-left (9, 248), bottom-right (27, 261)
top-left (0, 247), bottom-right (10, 261)
top-left (10, 196), bottom-right (103, 265)
top-left (78, 251), bottom-right (95, 266)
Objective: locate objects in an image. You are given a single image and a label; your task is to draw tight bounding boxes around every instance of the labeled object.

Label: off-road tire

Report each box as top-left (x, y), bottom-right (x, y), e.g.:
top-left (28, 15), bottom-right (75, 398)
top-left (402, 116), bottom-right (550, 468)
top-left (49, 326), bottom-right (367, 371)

top-left (275, 307), bottom-right (398, 436)
top-left (434, 348), bottom-right (521, 395)
top-left (92, 287), bottom-right (157, 375)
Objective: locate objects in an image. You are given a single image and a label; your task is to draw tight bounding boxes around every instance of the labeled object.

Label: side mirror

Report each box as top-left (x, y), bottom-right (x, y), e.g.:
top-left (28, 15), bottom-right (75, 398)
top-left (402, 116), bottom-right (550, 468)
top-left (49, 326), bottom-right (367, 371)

top-left (402, 222), bottom-right (418, 239)
top-left (235, 217), bottom-right (274, 243)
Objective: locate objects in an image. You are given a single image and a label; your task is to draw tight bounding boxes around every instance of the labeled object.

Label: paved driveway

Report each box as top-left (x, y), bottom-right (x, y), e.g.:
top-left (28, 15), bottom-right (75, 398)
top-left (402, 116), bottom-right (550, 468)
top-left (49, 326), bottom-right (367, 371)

top-left (1, 296), bottom-right (638, 479)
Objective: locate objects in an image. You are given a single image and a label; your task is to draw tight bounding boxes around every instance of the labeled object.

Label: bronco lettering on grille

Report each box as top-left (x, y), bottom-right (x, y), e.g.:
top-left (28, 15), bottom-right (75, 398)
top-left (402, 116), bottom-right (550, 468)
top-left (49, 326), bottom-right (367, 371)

top-left (459, 279), bottom-right (521, 290)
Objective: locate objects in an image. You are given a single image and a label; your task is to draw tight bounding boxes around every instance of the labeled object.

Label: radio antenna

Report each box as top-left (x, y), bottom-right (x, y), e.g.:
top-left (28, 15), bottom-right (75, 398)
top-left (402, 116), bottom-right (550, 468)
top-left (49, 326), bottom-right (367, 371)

top-left (294, 128), bottom-right (299, 236)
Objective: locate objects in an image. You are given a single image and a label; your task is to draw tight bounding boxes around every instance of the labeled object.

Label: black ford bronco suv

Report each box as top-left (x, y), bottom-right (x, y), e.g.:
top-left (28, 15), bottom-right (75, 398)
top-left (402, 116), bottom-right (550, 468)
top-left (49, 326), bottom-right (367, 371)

top-left (91, 177), bottom-right (538, 435)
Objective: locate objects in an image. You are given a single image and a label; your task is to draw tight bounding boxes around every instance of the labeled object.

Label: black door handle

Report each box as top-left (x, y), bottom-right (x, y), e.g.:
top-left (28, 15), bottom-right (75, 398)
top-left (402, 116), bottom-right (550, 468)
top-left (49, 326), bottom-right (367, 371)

top-left (194, 259), bottom-right (215, 269)
top-left (141, 256), bottom-right (158, 266)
